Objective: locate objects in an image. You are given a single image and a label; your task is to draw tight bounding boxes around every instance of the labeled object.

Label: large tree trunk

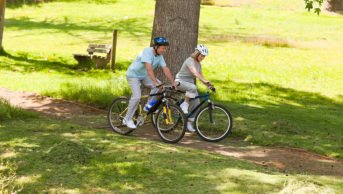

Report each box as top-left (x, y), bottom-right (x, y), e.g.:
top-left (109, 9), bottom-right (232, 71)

top-left (324, 0), bottom-right (343, 12)
top-left (0, 0), bottom-right (5, 51)
top-left (151, 0), bottom-right (201, 83)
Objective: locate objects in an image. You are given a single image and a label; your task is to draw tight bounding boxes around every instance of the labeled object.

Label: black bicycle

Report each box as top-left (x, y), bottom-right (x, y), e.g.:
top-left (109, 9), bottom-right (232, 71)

top-left (171, 85), bottom-right (233, 142)
top-left (107, 86), bottom-right (186, 143)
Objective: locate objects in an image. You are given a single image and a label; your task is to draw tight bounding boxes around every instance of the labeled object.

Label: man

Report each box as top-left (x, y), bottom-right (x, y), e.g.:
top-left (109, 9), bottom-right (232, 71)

top-left (123, 37), bottom-right (177, 129)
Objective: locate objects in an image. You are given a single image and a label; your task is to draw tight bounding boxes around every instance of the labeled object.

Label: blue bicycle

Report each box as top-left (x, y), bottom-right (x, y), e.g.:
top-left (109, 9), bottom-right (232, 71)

top-left (172, 85), bottom-right (232, 142)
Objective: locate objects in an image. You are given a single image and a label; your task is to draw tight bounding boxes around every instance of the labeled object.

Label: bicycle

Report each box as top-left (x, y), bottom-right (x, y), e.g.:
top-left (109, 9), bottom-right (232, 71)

top-left (107, 86), bottom-right (187, 143)
top-left (170, 85), bottom-right (233, 142)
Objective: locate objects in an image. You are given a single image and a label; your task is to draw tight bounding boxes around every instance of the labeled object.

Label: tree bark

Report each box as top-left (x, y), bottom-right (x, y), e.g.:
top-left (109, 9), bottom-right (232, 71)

top-left (0, 0), bottom-right (5, 51)
top-left (151, 0), bottom-right (201, 83)
top-left (324, 0), bottom-right (343, 12)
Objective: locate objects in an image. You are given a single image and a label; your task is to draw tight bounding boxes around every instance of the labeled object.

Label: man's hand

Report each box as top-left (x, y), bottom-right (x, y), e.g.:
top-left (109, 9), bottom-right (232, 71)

top-left (156, 83), bottom-right (164, 90)
top-left (203, 80), bottom-right (212, 86)
top-left (171, 82), bottom-right (178, 90)
top-left (162, 66), bottom-right (177, 90)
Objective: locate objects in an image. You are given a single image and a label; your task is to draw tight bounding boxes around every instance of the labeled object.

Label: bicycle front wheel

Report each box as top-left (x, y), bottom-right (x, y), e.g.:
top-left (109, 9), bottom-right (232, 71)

top-left (195, 104), bottom-right (232, 142)
top-left (155, 104), bottom-right (186, 143)
top-left (151, 97), bottom-right (178, 128)
top-left (107, 97), bottom-right (136, 135)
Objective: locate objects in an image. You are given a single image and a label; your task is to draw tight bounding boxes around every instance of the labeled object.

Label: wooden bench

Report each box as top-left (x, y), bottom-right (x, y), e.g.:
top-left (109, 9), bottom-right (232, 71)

top-left (73, 44), bottom-right (112, 69)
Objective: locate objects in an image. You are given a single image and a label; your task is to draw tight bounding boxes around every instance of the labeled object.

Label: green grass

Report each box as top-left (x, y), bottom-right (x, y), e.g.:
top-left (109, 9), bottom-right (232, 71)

top-left (0, 116), bottom-right (342, 193)
top-left (0, 0), bottom-right (342, 160)
top-left (0, 98), bottom-right (37, 121)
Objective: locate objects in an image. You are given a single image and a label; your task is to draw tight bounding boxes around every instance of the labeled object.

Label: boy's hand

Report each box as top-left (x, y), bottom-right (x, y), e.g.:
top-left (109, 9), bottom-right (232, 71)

top-left (204, 80), bottom-right (212, 86)
top-left (156, 83), bottom-right (164, 90)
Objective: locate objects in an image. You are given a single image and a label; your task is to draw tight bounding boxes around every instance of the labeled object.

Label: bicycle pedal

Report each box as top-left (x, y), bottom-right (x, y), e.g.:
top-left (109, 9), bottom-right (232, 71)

top-left (136, 116), bottom-right (145, 127)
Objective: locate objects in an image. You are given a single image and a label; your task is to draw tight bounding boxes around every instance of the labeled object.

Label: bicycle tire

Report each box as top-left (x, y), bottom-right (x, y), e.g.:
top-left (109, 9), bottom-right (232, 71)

top-left (194, 104), bottom-right (232, 142)
top-left (107, 97), bottom-right (136, 135)
top-left (155, 104), bottom-right (186, 143)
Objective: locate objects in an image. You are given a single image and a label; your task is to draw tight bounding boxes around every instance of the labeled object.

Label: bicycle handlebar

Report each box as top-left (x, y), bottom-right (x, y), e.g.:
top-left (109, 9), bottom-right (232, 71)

top-left (208, 85), bottom-right (216, 93)
top-left (162, 85), bottom-right (176, 92)
top-left (155, 83), bottom-right (175, 91)
top-left (157, 83), bottom-right (216, 93)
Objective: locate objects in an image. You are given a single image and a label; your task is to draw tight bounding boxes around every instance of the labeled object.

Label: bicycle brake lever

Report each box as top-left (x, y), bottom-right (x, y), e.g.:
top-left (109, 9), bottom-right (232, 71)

top-left (156, 83), bottom-right (165, 88)
top-left (209, 86), bottom-right (216, 92)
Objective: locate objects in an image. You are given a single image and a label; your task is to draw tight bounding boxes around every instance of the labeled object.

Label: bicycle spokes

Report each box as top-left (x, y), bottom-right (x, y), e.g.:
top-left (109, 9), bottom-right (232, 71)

top-left (107, 97), bottom-right (136, 135)
top-left (155, 104), bottom-right (186, 143)
top-left (195, 104), bottom-right (232, 142)
top-left (209, 103), bottom-right (214, 124)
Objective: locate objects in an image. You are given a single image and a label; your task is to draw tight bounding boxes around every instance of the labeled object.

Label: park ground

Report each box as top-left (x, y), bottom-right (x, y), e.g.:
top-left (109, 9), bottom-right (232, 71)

top-left (1, 0), bottom-right (343, 193)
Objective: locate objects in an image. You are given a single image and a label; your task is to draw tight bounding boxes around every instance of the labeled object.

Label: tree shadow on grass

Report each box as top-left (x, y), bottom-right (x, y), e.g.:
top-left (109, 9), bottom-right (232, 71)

top-left (1, 78), bottom-right (342, 179)
top-left (0, 50), bottom-right (130, 78)
top-left (0, 49), bottom-right (75, 71)
top-left (6, 0), bottom-right (52, 9)
top-left (20, 75), bottom-right (343, 161)
top-left (209, 79), bottom-right (343, 158)
top-left (0, 50), bottom-right (96, 77)
top-left (198, 24), bottom-right (324, 49)
top-left (5, 16), bottom-right (152, 40)
top-left (6, 0), bottom-right (118, 9)
top-left (0, 119), bottom-right (288, 193)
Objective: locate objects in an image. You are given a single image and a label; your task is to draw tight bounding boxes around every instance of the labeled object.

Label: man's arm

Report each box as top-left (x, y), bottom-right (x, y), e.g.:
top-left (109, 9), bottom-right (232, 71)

top-left (162, 66), bottom-right (177, 89)
top-left (145, 63), bottom-right (160, 87)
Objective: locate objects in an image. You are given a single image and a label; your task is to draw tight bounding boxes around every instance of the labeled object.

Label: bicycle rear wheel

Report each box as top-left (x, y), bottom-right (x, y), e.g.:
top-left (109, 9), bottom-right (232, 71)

top-left (107, 97), bottom-right (136, 135)
top-left (195, 104), bottom-right (232, 142)
top-left (155, 104), bottom-right (186, 143)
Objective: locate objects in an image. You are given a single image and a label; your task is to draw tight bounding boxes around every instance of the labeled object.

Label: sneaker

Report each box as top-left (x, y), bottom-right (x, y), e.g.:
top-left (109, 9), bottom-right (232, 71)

top-left (187, 122), bottom-right (195, 132)
top-left (180, 102), bottom-right (189, 114)
top-left (123, 118), bottom-right (136, 129)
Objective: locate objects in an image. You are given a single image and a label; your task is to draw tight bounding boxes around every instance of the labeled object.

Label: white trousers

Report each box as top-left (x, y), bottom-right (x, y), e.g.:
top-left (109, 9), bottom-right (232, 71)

top-left (125, 76), bottom-right (161, 121)
top-left (175, 80), bottom-right (200, 120)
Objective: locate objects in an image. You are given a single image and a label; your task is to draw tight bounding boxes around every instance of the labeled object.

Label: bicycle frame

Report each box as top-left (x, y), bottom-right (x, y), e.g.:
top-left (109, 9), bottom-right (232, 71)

top-left (121, 89), bottom-right (174, 124)
top-left (177, 88), bottom-right (214, 121)
top-left (108, 86), bottom-right (186, 142)
top-left (117, 95), bottom-right (150, 124)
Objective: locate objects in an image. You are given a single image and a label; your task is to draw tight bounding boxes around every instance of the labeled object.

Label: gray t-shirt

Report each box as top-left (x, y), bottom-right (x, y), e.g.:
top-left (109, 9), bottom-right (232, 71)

top-left (175, 57), bottom-right (201, 83)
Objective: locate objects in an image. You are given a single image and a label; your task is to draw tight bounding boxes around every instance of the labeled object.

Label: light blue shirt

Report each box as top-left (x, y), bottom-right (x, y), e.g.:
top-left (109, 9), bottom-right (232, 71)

top-left (126, 47), bottom-right (167, 79)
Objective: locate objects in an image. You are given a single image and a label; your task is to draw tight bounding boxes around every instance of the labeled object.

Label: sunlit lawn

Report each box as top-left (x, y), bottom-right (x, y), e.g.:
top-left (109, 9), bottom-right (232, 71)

top-left (0, 0), bottom-right (342, 159)
top-left (0, 107), bottom-right (342, 193)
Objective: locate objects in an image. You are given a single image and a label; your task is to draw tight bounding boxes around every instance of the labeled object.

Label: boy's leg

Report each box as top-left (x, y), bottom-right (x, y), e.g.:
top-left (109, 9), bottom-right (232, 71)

top-left (142, 76), bottom-right (161, 103)
top-left (125, 77), bottom-right (141, 121)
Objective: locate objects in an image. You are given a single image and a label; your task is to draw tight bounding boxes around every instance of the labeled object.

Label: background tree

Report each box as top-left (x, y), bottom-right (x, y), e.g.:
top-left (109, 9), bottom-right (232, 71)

top-left (0, 0), bottom-right (5, 51)
top-left (151, 0), bottom-right (201, 82)
top-left (323, 0), bottom-right (343, 11)
top-left (305, 0), bottom-right (343, 14)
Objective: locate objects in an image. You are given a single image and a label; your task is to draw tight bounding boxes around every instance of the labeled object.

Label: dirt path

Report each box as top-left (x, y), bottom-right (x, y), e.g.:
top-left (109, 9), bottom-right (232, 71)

top-left (1, 87), bottom-right (342, 176)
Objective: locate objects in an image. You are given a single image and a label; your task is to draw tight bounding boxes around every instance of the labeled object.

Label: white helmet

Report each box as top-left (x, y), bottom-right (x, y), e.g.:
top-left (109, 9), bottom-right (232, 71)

top-left (195, 44), bottom-right (209, 56)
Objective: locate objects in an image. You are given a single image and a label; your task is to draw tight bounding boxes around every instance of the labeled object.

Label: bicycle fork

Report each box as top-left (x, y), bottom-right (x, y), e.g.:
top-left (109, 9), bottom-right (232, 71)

top-left (162, 100), bottom-right (173, 125)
